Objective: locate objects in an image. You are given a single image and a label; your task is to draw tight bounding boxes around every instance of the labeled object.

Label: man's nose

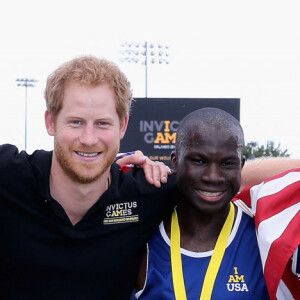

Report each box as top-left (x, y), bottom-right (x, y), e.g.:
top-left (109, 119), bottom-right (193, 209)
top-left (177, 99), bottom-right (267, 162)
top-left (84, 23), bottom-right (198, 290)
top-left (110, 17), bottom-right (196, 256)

top-left (202, 163), bottom-right (225, 183)
top-left (80, 125), bottom-right (98, 146)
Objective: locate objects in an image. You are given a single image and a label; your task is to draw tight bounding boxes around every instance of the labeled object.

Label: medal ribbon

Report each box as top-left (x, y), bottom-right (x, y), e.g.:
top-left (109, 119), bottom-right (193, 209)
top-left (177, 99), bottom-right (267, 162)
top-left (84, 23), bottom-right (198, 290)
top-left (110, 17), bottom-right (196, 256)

top-left (171, 202), bottom-right (235, 300)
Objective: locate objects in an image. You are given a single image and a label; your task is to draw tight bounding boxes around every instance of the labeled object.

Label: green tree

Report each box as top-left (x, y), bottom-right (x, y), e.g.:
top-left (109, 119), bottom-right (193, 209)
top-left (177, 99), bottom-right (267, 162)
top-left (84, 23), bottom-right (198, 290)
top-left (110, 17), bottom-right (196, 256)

top-left (243, 141), bottom-right (290, 159)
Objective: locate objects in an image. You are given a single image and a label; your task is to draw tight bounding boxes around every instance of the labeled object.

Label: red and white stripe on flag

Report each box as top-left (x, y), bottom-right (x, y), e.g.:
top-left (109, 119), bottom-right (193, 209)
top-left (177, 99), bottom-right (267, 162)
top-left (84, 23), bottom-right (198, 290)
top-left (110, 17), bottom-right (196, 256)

top-left (233, 168), bottom-right (300, 300)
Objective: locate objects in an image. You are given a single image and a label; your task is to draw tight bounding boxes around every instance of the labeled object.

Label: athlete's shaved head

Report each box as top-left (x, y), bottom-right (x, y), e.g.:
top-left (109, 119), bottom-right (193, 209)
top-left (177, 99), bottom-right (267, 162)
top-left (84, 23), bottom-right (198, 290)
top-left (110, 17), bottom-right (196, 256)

top-left (176, 107), bottom-right (244, 159)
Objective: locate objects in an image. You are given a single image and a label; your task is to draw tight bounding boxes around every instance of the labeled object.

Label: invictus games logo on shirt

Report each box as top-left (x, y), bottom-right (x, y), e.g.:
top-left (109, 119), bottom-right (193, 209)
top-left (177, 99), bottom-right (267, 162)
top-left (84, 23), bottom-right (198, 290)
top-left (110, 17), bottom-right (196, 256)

top-left (226, 267), bottom-right (249, 292)
top-left (139, 120), bottom-right (179, 150)
top-left (103, 202), bottom-right (138, 225)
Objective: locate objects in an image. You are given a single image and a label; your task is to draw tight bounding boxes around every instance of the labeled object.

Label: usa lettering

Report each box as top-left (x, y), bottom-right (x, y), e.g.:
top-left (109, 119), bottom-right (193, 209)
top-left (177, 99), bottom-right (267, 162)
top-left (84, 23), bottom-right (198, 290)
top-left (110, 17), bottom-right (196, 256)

top-left (226, 283), bottom-right (249, 292)
top-left (227, 267), bottom-right (249, 292)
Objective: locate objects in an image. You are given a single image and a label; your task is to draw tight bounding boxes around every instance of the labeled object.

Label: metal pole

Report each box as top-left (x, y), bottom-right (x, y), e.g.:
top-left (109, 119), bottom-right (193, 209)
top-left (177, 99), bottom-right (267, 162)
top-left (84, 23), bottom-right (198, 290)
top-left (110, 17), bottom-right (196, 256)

top-left (145, 41), bottom-right (148, 98)
top-left (24, 82), bottom-right (28, 151)
top-left (16, 78), bottom-right (38, 152)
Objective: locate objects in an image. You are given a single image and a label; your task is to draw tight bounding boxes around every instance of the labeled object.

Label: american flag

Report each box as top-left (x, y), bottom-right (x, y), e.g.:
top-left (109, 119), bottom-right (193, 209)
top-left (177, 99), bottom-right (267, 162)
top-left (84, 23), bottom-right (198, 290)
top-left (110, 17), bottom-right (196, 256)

top-left (233, 169), bottom-right (300, 300)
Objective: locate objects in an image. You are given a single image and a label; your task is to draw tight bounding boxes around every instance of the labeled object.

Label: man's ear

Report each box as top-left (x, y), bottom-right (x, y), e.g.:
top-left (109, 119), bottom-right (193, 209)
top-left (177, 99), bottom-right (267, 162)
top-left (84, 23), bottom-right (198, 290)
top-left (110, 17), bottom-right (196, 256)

top-left (241, 155), bottom-right (246, 169)
top-left (170, 151), bottom-right (177, 174)
top-left (119, 115), bottom-right (129, 140)
top-left (45, 111), bottom-right (55, 136)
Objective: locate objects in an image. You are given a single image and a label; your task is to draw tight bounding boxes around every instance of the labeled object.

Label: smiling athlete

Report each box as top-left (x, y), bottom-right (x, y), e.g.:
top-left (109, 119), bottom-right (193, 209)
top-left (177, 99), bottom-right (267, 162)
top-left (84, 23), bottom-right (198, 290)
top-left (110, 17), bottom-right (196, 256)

top-left (135, 108), bottom-right (270, 299)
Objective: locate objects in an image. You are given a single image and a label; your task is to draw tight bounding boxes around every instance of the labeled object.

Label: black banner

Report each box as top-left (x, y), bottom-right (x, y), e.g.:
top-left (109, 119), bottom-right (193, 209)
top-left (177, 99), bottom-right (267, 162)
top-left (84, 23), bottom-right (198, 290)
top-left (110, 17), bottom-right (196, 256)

top-left (120, 98), bottom-right (240, 166)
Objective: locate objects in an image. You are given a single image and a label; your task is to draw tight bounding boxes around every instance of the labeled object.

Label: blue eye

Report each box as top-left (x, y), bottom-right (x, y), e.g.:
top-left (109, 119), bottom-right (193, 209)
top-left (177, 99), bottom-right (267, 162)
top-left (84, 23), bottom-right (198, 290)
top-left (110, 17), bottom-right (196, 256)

top-left (97, 121), bottom-right (109, 126)
top-left (71, 120), bottom-right (82, 125)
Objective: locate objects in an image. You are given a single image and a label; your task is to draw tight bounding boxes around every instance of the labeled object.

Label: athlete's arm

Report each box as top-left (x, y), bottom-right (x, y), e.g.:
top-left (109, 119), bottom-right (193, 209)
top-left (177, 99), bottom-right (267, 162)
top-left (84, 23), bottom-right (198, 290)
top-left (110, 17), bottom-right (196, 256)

top-left (117, 153), bottom-right (300, 191)
top-left (115, 151), bottom-right (171, 188)
top-left (240, 157), bottom-right (300, 191)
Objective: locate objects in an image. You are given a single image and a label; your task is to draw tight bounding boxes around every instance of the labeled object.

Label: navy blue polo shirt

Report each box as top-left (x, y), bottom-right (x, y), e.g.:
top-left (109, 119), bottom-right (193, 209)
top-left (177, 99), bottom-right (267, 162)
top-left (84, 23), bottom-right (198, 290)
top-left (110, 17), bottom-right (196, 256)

top-left (0, 144), bottom-right (176, 299)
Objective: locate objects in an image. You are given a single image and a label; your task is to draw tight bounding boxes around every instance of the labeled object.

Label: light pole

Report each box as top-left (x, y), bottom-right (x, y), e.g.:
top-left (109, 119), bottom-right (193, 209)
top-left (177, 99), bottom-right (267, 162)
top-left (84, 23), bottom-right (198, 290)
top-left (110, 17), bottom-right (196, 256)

top-left (120, 41), bottom-right (170, 98)
top-left (16, 78), bottom-right (38, 151)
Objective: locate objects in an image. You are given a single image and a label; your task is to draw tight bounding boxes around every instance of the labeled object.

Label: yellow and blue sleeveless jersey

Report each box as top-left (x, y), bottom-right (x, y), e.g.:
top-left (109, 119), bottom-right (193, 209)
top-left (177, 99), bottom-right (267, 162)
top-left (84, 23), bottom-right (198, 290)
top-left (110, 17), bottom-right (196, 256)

top-left (136, 206), bottom-right (269, 300)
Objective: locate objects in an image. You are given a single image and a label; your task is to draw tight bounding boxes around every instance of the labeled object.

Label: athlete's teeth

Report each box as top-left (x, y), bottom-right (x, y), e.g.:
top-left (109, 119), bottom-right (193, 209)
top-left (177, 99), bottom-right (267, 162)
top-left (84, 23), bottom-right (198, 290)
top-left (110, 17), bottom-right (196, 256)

top-left (200, 191), bottom-right (222, 197)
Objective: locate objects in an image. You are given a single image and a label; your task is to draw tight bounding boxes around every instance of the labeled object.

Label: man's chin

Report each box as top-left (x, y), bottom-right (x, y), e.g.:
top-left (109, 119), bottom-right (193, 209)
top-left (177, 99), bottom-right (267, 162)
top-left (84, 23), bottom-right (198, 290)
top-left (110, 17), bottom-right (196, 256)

top-left (73, 175), bottom-right (101, 184)
top-left (67, 169), bottom-right (103, 184)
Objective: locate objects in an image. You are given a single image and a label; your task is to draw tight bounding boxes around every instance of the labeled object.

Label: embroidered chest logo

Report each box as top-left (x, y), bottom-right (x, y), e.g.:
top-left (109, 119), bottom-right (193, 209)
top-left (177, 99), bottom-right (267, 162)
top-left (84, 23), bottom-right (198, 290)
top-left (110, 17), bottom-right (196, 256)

top-left (103, 202), bottom-right (139, 225)
top-left (226, 267), bottom-right (249, 292)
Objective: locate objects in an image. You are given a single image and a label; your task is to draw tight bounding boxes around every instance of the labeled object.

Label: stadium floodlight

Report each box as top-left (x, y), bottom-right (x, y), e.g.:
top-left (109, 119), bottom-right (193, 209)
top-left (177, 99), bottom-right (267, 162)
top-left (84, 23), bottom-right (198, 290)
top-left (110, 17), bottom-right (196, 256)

top-left (16, 78), bottom-right (38, 151)
top-left (120, 41), bottom-right (170, 98)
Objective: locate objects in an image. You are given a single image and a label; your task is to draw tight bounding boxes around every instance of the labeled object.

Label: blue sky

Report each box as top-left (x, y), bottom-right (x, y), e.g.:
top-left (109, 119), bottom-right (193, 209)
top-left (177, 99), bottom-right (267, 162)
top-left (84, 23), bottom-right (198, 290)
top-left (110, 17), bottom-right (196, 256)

top-left (1, 0), bottom-right (299, 156)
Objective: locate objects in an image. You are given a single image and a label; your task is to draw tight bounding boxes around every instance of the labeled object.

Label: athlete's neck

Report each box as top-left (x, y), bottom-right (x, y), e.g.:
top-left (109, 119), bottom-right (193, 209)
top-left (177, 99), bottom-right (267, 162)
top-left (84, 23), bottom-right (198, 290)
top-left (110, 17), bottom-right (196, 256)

top-left (165, 203), bottom-right (235, 252)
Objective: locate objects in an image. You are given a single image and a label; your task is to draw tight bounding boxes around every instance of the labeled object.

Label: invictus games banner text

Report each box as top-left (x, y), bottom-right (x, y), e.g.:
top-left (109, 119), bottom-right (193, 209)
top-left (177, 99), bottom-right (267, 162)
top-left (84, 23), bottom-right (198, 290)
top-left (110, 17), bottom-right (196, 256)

top-left (120, 98), bottom-right (240, 166)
